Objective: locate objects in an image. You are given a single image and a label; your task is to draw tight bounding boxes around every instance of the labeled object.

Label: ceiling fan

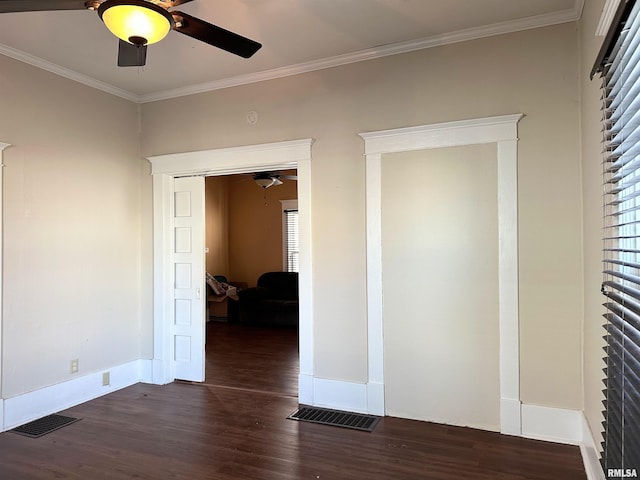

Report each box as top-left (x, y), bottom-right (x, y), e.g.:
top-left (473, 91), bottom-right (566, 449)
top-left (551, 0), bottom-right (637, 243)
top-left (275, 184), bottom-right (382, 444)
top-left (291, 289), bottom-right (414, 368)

top-left (252, 172), bottom-right (297, 189)
top-left (0, 0), bottom-right (262, 67)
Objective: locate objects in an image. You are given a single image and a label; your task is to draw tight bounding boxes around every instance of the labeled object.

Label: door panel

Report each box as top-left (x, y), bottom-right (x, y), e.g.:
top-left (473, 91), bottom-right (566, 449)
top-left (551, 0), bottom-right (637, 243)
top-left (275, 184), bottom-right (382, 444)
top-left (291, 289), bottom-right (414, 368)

top-left (382, 144), bottom-right (500, 431)
top-left (172, 176), bottom-right (205, 381)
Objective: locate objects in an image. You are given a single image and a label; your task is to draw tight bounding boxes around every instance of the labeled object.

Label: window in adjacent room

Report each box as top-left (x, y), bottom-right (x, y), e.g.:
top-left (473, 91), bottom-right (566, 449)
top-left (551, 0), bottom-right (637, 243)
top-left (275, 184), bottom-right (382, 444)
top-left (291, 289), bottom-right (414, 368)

top-left (280, 200), bottom-right (299, 272)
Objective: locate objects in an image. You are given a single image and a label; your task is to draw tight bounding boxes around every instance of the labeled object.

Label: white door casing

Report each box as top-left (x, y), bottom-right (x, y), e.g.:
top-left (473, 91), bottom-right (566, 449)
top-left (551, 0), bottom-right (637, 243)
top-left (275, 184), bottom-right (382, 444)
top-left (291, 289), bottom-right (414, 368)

top-left (0, 142), bottom-right (9, 430)
top-left (172, 176), bottom-right (206, 382)
top-left (360, 114), bottom-right (523, 435)
top-left (147, 139), bottom-right (314, 396)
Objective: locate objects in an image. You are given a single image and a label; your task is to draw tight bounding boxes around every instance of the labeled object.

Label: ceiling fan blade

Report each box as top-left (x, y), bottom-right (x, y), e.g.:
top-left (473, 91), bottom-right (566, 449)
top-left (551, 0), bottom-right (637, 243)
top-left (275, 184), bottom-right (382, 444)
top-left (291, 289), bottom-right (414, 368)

top-left (158, 0), bottom-right (193, 6)
top-left (171, 11), bottom-right (261, 58)
top-left (273, 178), bottom-right (283, 186)
top-left (280, 175), bottom-right (298, 181)
top-left (0, 0), bottom-right (88, 13)
top-left (118, 39), bottom-right (147, 67)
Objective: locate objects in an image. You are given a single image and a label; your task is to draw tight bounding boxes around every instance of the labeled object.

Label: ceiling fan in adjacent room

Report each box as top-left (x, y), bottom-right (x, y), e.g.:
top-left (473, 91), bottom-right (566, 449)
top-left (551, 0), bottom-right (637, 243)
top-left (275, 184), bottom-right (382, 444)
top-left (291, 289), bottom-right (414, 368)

top-left (252, 172), bottom-right (297, 189)
top-left (0, 0), bottom-right (262, 66)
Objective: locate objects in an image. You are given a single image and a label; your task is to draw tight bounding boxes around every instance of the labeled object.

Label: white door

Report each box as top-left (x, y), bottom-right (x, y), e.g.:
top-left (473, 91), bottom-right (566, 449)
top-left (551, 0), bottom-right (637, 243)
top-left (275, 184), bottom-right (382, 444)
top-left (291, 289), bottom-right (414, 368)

top-left (172, 176), bottom-right (206, 382)
top-left (382, 144), bottom-right (501, 431)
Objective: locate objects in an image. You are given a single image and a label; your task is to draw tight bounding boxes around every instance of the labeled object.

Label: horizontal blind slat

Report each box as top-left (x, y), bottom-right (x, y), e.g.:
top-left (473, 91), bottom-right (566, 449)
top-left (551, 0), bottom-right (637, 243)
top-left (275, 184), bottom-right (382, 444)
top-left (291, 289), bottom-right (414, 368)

top-left (604, 258), bottom-right (640, 271)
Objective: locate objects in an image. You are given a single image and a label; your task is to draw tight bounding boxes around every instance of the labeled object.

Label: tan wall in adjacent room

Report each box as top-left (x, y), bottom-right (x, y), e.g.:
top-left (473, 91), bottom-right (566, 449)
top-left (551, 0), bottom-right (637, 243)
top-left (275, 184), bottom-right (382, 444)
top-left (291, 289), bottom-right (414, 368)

top-left (204, 172), bottom-right (298, 287)
top-left (227, 171), bottom-right (297, 287)
top-left (205, 176), bottom-right (230, 279)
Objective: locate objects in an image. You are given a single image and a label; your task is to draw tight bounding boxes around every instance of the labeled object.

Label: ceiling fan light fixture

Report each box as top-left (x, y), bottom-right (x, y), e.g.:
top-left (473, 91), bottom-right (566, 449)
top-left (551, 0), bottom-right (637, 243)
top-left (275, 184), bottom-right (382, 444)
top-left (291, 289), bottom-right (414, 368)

top-left (255, 177), bottom-right (276, 189)
top-left (98, 0), bottom-right (174, 46)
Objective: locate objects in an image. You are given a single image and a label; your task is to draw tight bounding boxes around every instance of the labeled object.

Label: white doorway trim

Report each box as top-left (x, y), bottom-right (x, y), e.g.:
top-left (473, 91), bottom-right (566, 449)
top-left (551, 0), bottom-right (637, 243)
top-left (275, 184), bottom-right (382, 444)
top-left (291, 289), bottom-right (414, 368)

top-left (359, 114), bottom-right (523, 435)
top-left (0, 142), bottom-right (8, 428)
top-left (147, 139), bottom-right (314, 401)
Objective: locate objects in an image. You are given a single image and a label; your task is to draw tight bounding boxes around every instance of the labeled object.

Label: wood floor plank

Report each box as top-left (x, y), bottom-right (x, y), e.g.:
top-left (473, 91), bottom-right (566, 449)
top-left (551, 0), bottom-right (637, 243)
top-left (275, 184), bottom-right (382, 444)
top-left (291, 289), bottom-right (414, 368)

top-left (0, 323), bottom-right (587, 479)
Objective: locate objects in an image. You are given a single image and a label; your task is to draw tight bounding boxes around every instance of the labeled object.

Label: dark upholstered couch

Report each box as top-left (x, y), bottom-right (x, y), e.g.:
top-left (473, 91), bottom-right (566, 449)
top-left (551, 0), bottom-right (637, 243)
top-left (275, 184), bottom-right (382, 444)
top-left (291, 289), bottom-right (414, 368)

top-left (237, 272), bottom-right (298, 327)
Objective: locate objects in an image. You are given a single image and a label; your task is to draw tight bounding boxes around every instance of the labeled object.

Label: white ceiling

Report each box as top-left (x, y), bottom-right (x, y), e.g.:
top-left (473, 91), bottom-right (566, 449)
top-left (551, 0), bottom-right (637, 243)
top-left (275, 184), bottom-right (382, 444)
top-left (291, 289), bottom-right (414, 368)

top-left (0, 0), bottom-right (583, 103)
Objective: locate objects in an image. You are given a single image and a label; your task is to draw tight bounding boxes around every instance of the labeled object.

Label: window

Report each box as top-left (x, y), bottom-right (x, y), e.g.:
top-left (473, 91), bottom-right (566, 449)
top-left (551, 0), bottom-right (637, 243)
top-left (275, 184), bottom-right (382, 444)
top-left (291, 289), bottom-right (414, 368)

top-left (284, 209), bottom-right (299, 272)
top-left (280, 200), bottom-right (299, 272)
top-left (593, 0), bottom-right (640, 476)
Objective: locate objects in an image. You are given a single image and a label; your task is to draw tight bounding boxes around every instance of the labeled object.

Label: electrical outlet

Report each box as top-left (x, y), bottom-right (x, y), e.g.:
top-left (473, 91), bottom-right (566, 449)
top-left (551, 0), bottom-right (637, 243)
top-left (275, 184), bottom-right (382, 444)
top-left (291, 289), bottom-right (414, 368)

top-left (102, 371), bottom-right (110, 386)
top-left (70, 359), bottom-right (79, 374)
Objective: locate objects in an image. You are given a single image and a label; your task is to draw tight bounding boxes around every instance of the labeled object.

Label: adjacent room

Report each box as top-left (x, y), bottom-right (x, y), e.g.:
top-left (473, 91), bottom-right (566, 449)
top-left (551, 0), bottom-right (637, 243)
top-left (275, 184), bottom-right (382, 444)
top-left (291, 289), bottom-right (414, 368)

top-left (203, 170), bottom-right (299, 396)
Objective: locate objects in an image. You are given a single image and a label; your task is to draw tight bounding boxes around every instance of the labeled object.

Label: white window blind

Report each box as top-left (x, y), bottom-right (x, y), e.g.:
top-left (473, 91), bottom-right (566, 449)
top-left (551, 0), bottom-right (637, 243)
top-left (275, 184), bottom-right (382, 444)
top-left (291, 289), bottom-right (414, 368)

top-left (284, 209), bottom-right (299, 272)
top-left (594, 0), bottom-right (640, 475)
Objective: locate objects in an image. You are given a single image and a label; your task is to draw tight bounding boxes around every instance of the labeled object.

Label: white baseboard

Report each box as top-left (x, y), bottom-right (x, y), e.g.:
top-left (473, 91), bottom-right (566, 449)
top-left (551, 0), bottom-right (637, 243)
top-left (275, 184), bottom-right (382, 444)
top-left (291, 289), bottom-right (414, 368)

top-left (313, 378), bottom-right (368, 413)
top-left (150, 358), bottom-right (172, 385)
top-left (366, 381), bottom-right (385, 416)
top-left (139, 359), bottom-right (153, 384)
top-left (298, 375), bottom-right (373, 414)
top-left (2, 359), bottom-right (144, 431)
top-left (581, 413), bottom-right (606, 480)
top-left (298, 375), bottom-right (587, 448)
top-left (500, 397), bottom-right (522, 436)
top-left (298, 373), bottom-right (314, 405)
top-left (521, 404), bottom-right (583, 445)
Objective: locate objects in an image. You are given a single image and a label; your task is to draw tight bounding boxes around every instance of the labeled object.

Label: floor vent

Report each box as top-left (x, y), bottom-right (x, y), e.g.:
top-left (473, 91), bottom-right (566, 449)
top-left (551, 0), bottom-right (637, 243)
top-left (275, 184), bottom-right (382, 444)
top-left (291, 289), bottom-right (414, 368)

top-left (287, 405), bottom-right (380, 432)
top-left (11, 414), bottom-right (80, 438)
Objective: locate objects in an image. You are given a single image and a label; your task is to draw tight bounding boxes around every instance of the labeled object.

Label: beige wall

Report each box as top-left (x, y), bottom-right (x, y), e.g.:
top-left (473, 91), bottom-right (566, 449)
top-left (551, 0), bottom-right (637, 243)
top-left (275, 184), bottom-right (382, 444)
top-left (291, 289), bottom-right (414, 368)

top-left (0, 11), bottom-right (593, 421)
top-left (205, 176), bottom-right (230, 279)
top-left (0, 56), bottom-right (143, 397)
top-left (141, 23), bottom-right (583, 409)
top-left (580, 0), bottom-right (608, 446)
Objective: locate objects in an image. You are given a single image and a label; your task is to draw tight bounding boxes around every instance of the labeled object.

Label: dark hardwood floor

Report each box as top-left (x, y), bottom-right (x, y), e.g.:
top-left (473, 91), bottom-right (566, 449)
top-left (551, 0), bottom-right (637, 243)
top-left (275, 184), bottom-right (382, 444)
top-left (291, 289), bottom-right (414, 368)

top-left (0, 322), bottom-right (587, 479)
top-left (204, 321), bottom-right (298, 397)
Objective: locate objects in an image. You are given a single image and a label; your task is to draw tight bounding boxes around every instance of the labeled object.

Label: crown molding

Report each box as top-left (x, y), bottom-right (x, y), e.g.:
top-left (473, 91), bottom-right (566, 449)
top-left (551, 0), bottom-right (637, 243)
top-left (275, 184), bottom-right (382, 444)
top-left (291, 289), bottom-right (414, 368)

top-left (0, 43), bottom-right (139, 102)
top-left (139, 4), bottom-right (584, 103)
top-left (0, 1), bottom-right (584, 104)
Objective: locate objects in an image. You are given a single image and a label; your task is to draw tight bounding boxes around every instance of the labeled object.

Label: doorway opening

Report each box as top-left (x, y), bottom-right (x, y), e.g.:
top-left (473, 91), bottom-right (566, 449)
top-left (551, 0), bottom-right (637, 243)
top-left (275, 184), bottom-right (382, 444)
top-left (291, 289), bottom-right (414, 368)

top-left (147, 139), bottom-right (314, 406)
top-left (203, 169), bottom-right (299, 397)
